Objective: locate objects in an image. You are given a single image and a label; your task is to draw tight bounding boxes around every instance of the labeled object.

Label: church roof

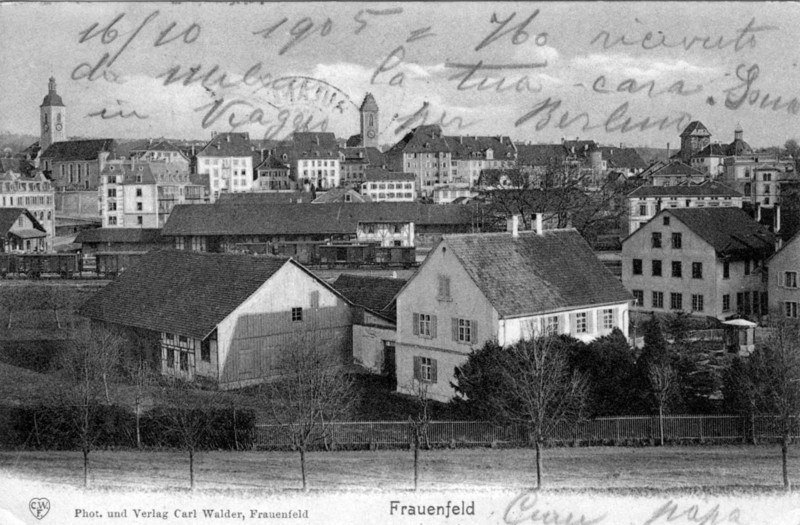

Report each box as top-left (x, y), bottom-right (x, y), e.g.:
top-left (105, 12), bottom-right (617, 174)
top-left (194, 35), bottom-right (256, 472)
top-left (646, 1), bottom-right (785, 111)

top-left (40, 139), bottom-right (116, 161)
top-left (680, 121), bottom-right (711, 137)
top-left (360, 93), bottom-right (378, 112)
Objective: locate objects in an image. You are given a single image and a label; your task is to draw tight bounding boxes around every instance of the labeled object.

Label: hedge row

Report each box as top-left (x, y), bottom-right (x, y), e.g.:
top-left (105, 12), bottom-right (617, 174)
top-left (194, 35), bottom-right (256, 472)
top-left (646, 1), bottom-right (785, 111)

top-left (0, 405), bottom-right (256, 451)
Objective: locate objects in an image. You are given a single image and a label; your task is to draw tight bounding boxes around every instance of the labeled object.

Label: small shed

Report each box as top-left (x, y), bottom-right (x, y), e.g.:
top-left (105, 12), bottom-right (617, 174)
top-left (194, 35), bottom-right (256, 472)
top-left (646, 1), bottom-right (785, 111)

top-left (722, 319), bottom-right (756, 355)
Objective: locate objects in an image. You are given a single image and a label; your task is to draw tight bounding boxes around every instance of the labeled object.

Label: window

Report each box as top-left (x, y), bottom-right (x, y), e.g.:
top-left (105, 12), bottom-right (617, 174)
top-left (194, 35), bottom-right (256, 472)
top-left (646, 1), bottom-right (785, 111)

top-left (671, 232), bottom-right (682, 249)
top-left (692, 262), bottom-right (703, 279)
top-left (108, 216), bottom-right (117, 225)
top-left (652, 260), bottom-right (662, 277)
top-left (651, 232), bottom-right (662, 248)
top-left (437, 275), bottom-right (451, 301)
top-left (136, 216), bottom-right (143, 225)
top-left (723, 294), bottom-right (731, 312)
top-left (601, 309), bottom-right (614, 330)
top-left (452, 318), bottom-right (475, 343)
top-left (136, 188), bottom-right (143, 197)
top-left (175, 237), bottom-right (185, 250)
top-left (166, 348), bottom-right (174, 368)
top-left (108, 189), bottom-right (116, 197)
top-left (670, 293), bottom-right (683, 310)
top-left (632, 290), bottom-right (644, 306)
top-left (136, 202), bottom-right (143, 211)
top-left (786, 302), bottom-right (799, 318)
top-left (663, 216), bottom-right (670, 226)
top-left (575, 312), bottom-right (588, 333)
top-left (639, 205), bottom-right (647, 216)
top-left (108, 201), bottom-right (116, 211)
top-left (201, 339), bottom-right (211, 362)
top-left (413, 313), bottom-right (436, 338)
top-left (544, 315), bottom-right (560, 335)
top-left (652, 291), bottom-right (664, 309)
top-left (671, 261), bottom-right (682, 278)
top-left (179, 351), bottom-right (188, 371)
top-left (691, 294), bottom-right (704, 312)
top-left (632, 259), bottom-right (642, 275)
top-left (723, 261), bottom-right (730, 279)
top-left (291, 307), bottom-right (303, 322)
top-left (785, 272), bottom-right (798, 288)
top-left (414, 356), bottom-right (437, 383)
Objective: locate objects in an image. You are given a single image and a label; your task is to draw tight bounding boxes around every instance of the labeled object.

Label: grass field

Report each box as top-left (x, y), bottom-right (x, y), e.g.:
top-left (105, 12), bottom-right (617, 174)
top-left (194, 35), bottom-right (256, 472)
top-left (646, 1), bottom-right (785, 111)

top-left (0, 445), bottom-right (796, 493)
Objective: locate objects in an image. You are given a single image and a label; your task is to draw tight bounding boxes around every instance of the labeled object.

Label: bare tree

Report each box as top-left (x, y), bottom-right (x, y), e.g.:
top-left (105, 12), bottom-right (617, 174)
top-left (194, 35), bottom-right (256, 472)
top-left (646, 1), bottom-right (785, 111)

top-left (756, 320), bottom-right (800, 491)
top-left (262, 336), bottom-right (354, 491)
top-left (124, 356), bottom-right (155, 449)
top-left (648, 362), bottom-right (676, 446)
top-left (406, 378), bottom-right (431, 491)
top-left (52, 323), bottom-right (125, 487)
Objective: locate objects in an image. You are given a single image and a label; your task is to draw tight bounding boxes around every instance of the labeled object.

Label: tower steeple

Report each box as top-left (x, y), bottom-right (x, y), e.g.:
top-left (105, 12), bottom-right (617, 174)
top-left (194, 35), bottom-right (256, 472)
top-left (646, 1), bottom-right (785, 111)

top-left (40, 77), bottom-right (66, 152)
top-left (360, 93), bottom-right (379, 148)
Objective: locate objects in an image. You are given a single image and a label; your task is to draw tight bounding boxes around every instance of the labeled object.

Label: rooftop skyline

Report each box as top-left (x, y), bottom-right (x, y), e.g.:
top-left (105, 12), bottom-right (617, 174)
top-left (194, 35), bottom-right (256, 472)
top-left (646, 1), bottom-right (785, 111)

top-left (1, 2), bottom-right (799, 148)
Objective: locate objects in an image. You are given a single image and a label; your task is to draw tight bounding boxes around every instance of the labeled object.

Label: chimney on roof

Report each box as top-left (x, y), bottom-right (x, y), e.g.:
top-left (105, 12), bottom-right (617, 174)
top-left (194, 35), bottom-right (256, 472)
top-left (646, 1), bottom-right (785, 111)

top-left (507, 215), bottom-right (520, 238)
top-left (534, 213), bottom-right (543, 235)
top-left (666, 142), bottom-right (670, 159)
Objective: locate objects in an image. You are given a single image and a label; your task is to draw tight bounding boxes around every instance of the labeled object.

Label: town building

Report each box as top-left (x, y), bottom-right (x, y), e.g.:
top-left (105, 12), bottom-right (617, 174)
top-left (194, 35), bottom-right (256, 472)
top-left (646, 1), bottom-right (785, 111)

top-left (40, 139), bottom-right (116, 192)
top-left (195, 132), bottom-right (254, 202)
top-left (677, 121), bottom-right (712, 163)
top-left (331, 274), bottom-right (406, 374)
top-left (39, 77), bottom-right (67, 154)
top-left (0, 208), bottom-right (48, 252)
top-left (339, 146), bottom-right (385, 187)
top-left (622, 208), bottom-right (775, 321)
top-left (253, 155), bottom-right (294, 191)
top-left (385, 125), bottom-right (454, 197)
top-left (74, 228), bottom-right (162, 255)
top-left (767, 232), bottom-right (800, 320)
top-left (0, 169), bottom-right (55, 250)
top-left (128, 139), bottom-right (191, 170)
top-left (80, 250), bottom-right (354, 389)
top-left (291, 132), bottom-right (341, 190)
top-left (361, 168), bottom-right (416, 202)
top-left (394, 217), bottom-right (632, 401)
top-left (100, 160), bottom-right (206, 228)
top-left (640, 160), bottom-right (706, 187)
top-left (448, 135), bottom-right (516, 187)
top-left (432, 185), bottom-right (477, 204)
top-left (626, 181), bottom-right (744, 234)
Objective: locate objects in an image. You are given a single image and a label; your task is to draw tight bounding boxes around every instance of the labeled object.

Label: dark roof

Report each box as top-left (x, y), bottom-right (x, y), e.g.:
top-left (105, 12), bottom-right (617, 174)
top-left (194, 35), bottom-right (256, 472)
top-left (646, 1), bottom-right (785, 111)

top-left (386, 125), bottom-right (449, 155)
top-left (515, 144), bottom-right (567, 167)
top-left (562, 140), bottom-right (597, 157)
top-left (131, 138), bottom-right (184, 153)
top-left (627, 181), bottom-right (742, 198)
top-left (0, 208), bottom-right (45, 236)
top-left (442, 230), bottom-right (632, 318)
top-left (292, 132), bottom-right (339, 159)
top-left (596, 147), bottom-right (648, 170)
top-left (331, 274), bottom-right (406, 321)
top-left (364, 168), bottom-right (415, 182)
top-left (693, 143), bottom-right (728, 158)
top-left (216, 191), bottom-right (316, 205)
top-left (665, 208), bottom-right (775, 259)
top-left (726, 138), bottom-right (753, 156)
top-left (312, 188), bottom-right (369, 203)
top-left (79, 250), bottom-right (291, 339)
top-left (680, 121), bottom-right (710, 137)
top-left (197, 133), bottom-right (252, 158)
top-left (647, 160), bottom-right (704, 177)
top-left (163, 202), bottom-right (478, 236)
top-left (447, 135), bottom-right (516, 161)
top-left (255, 155), bottom-right (290, 171)
top-left (40, 139), bottom-right (116, 161)
top-left (74, 228), bottom-right (162, 245)
top-left (360, 93), bottom-right (378, 112)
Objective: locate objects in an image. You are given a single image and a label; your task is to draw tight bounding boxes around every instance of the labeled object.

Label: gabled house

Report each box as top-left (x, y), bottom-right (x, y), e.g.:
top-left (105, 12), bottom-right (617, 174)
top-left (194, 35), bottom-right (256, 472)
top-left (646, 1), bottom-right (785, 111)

top-left (767, 232), bottom-right (800, 320)
top-left (0, 208), bottom-right (48, 252)
top-left (195, 132), bottom-right (254, 202)
top-left (641, 160), bottom-right (705, 187)
top-left (331, 274), bottom-right (406, 374)
top-left (79, 250), bottom-right (354, 389)
top-left (394, 217), bottom-right (632, 401)
top-left (622, 207), bottom-right (775, 321)
top-left (361, 168), bottom-right (416, 202)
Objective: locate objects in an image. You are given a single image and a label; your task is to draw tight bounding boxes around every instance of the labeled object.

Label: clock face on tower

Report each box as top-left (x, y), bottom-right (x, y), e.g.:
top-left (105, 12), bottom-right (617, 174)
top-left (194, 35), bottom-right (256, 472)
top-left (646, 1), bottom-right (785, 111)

top-left (56, 124), bottom-right (62, 131)
top-left (367, 130), bottom-right (376, 139)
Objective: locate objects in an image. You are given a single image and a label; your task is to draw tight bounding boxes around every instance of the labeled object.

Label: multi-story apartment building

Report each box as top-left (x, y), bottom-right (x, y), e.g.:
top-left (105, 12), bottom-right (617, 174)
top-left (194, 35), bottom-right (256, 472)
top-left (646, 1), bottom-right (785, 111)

top-left (339, 146), bottom-right (385, 188)
top-left (448, 135), bottom-right (516, 187)
top-left (626, 181), bottom-right (743, 234)
top-left (101, 161), bottom-right (206, 228)
top-left (129, 139), bottom-right (191, 172)
top-left (767, 232), bottom-right (800, 320)
top-left (360, 168), bottom-right (416, 202)
top-left (0, 170), bottom-right (55, 250)
top-left (395, 217), bottom-right (631, 401)
top-left (292, 132), bottom-right (341, 190)
top-left (254, 155), bottom-right (294, 191)
top-left (622, 208), bottom-right (775, 320)
top-left (386, 125), bottom-right (454, 197)
top-left (195, 132), bottom-right (254, 202)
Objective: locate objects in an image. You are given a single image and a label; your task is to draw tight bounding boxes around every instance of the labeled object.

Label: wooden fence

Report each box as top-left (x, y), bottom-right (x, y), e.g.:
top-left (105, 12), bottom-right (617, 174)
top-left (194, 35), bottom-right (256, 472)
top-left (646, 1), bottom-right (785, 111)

top-left (255, 415), bottom-right (798, 449)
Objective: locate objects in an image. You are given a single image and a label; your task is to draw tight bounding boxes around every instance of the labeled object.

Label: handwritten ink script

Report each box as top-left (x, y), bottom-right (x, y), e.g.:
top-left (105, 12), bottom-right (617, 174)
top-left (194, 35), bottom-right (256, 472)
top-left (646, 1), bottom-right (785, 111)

top-left (63, 4), bottom-right (799, 141)
top-left (504, 492), bottom-right (606, 525)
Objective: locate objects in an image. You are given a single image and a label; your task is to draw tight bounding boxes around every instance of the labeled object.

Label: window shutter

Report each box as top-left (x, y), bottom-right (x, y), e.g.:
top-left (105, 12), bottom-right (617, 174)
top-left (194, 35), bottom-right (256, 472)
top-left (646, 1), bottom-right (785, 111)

top-left (413, 356), bottom-right (421, 381)
top-left (431, 359), bottom-right (438, 383)
top-left (472, 320), bottom-right (478, 343)
top-left (452, 318), bottom-right (458, 341)
top-left (569, 313), bottom-right (577, 334)
top-left (431, 315), bottom-right (437, 339)
top-left (413, 313), bottom-right (419, 335)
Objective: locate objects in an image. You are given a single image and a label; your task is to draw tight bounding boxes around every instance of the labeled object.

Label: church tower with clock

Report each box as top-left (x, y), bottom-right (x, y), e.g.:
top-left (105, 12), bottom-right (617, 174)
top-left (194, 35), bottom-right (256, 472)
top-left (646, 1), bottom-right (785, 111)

top-left (40, 77), bottom-right (66, 153)
top-left (360, 93), bottom-right (379, 148)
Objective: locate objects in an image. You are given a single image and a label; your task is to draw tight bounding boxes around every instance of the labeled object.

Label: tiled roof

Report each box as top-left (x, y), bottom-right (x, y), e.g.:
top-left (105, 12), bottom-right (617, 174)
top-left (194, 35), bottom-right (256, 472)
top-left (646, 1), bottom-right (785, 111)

top-left (647, 160), bottom-right (704, 177)
top-left (75, 228), bottom-right (162, 245)
top-left (292, 132), bottom-right (339, 159)
top-left (726, 138), bottom-right (753, 156)
top-left (131, 138), bottom-right (184, 153)
top-left (163, 202), bottom-right (478, 236)
top-left (196, 133), bottom-right (253, 158)
top-left (443, 230), bottom-right (632, 318)
top-left (596, 147), bottom-right (648, 170)
top-left (515, 144), bottom-right (567, 166)
top-left (216, 191), bottom-right (315, 205)
top-left (0, 208), bottom-right (45, 236)
top-left (627, 181), bottom-right (742, 198)
top-left (665, 208), bottom-right (775, 259)
top-left (40, 139), bottom-right (116, 161)
top-left (360, 93), bottom-right (378, 112)
top-left (693, 143), bottom-right (728, 157)
top-left (680, 121), bottom-right (710, 137)
top-left (331, 273), bottom-right (406, 321)
top-left (255, 155), bottom-right (290, 171)
top-left (312, 188), bottom-right (369, 203)
top-left (386, 125), bottom-right (450, 154)
top-left (79, 250), bottom-right (291, 339)
top-left (447, 135), bottom-right (516, 161)
top-left (364, 168), bottom-right (415, 182)
top-left (562, 140), bottom-right (597, 157)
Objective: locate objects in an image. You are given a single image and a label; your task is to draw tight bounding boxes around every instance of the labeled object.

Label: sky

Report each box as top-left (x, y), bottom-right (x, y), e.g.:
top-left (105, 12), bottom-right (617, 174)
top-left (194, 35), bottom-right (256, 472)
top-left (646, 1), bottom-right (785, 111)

top-left (1, 2), bottom-right (799, 148)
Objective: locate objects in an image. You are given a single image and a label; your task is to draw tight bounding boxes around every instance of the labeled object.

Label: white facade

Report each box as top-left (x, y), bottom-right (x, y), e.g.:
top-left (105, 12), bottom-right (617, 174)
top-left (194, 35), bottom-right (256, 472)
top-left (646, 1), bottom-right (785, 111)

top-left (361, 178), bottom-right (416, 202)
top-left (297, 158), bottom-right (341, 190)
top-left (0, 171), bottom-right (55, 250)
top-left (197, 156), bottom-right (254, 202)
top-left (628, 193), bottom-right (743, 233)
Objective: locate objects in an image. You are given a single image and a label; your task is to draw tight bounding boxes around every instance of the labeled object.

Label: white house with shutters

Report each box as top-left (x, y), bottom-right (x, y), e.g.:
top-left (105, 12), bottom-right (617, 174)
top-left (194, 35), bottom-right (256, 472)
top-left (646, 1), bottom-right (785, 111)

top-left (394, 216), bottom-right (632, 402)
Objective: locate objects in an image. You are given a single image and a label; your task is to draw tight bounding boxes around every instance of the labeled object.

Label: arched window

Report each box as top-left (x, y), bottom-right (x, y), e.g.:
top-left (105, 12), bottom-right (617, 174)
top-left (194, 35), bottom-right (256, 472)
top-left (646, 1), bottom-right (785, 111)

top-left (368, 114), bottom-right (374, 127)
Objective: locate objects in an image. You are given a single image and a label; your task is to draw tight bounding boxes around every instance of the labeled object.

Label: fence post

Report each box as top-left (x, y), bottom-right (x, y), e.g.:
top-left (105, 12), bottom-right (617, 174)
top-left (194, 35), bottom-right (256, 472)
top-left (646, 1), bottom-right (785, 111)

top-left (615, 418), bottom-right (620, 444)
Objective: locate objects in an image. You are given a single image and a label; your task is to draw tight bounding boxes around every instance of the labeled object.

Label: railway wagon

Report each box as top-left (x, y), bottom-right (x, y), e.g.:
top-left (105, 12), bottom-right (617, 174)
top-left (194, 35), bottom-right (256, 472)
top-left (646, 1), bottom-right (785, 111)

top-left (0, 253), bottom-right (80, 278)
top-left (374, 246), bottom-right (416, 267)
top-left (94, 252), bottom-right (145, 278)
top-left (317, 244), bottom-right (377, 268)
